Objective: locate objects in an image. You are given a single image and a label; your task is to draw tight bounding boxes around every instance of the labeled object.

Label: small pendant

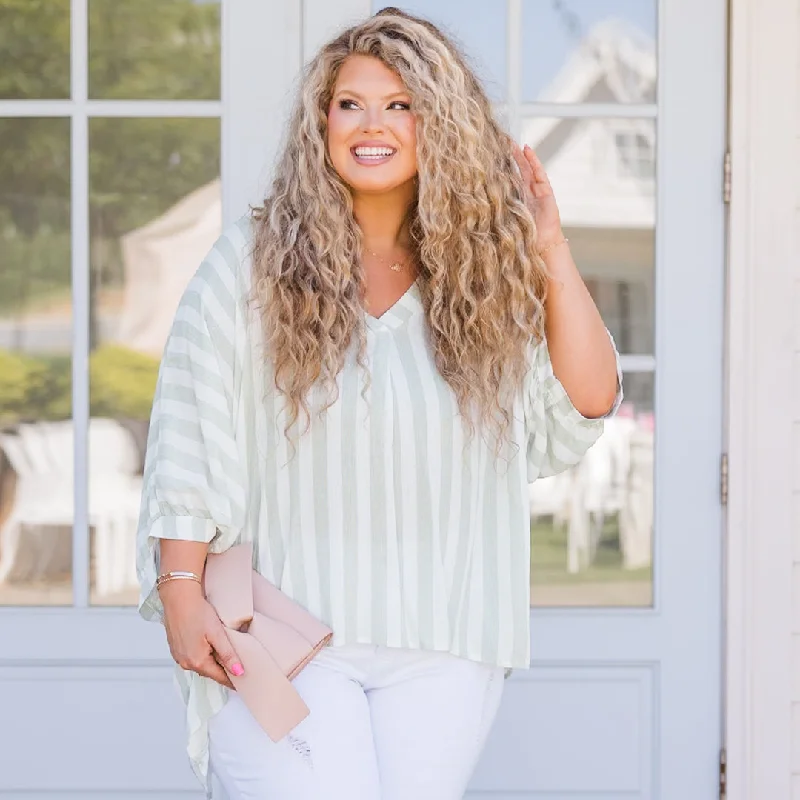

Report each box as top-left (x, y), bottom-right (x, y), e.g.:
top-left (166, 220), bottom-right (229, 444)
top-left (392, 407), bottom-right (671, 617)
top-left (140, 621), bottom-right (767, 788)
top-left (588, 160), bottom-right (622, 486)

top-left (389, 262), bottom-right (402, 272)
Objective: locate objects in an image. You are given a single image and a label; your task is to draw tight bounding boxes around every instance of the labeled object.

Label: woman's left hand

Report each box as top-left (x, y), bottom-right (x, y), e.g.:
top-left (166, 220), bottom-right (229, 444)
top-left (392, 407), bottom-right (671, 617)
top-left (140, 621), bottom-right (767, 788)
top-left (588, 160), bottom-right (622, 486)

top-left (512, 143), bottom-right (563, 251)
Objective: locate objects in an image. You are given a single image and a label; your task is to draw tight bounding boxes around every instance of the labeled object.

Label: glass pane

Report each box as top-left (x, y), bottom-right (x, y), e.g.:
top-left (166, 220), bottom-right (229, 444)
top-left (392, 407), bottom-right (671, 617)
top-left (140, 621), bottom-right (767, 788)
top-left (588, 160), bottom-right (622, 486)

top-left (522, 0), bottom-right (657, 104)
top-left (88, 0), bottom-right (221, 100)
top-left (371, 1), bottom-right (508, 101)
top-left (530, 372), bottom-right (654, 607)
top-left (524, 116), bottom-right (655, 353)
top-left (0, 0), bottom-right (70, 99)
top-left (88, 117), bottom-right (221, 605)
top-left (0, 118), bottom-right (72, 606)
top-left (525, 116), bottom-right (655, 606)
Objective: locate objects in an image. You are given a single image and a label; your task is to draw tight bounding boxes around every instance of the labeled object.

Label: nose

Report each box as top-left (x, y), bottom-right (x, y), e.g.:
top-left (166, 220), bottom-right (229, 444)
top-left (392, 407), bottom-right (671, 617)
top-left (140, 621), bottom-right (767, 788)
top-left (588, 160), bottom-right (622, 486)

top-left (360, 105), bottom-right (385, 134)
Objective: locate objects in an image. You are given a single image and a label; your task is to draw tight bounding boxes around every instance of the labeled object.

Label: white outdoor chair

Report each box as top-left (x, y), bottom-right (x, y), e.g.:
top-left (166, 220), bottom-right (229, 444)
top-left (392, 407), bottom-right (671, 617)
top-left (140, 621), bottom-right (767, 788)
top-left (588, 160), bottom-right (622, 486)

top-left (619, 428), bottom-right (654, 570)
top-left (0, 420), bottom-right (143, 594)
top-left (577, 416), bottom-right (638, 566)
top-left (0, 432), bottom-right (73, 583)
top-left (528, 472), bottom-right (571, 526)
top-left (532, 416), bottom-right (638, 575)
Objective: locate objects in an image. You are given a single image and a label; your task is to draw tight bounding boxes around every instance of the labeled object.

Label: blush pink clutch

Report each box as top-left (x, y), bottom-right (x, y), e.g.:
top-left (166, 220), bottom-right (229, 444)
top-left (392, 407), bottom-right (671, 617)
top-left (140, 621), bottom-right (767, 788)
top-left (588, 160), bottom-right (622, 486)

top-left (203, 542), bottom-right (333, 741)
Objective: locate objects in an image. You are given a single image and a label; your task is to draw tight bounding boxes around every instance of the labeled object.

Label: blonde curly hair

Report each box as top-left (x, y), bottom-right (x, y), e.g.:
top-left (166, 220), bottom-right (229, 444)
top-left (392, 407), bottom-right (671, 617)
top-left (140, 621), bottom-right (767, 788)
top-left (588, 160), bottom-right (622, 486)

top-left (251, 7), bottom-right (548, 450)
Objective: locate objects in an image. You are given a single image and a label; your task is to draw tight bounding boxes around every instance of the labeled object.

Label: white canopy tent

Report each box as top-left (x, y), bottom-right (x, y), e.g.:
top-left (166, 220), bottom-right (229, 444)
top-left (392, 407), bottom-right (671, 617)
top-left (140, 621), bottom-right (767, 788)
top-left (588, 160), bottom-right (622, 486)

top-left (114, 178), bottom-right (222, 357)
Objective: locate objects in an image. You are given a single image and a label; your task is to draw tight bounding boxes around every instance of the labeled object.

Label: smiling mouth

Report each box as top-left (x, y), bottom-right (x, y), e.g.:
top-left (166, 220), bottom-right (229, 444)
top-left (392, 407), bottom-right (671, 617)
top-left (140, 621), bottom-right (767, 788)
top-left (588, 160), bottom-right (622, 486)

top-left (351, 146), bottom-right (396, 165)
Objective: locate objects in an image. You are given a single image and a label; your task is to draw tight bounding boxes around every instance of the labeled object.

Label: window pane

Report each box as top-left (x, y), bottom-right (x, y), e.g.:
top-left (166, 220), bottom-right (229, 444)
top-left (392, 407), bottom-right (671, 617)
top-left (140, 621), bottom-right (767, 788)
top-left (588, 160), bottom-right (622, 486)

top-left (0, 118), bottom-right (72, 606)
top-left (525, 116), bottom-right (655, 607)
top-left (530, 371), bottom-right (654, 607)
top-left (88, 0), bottom-right (221, 100)
top-left (88, 117), bottom-right (221, 605)
top-left (524, 116), bottom-right (655, 354)
top-left (0, 0), bottom-right (70, 99)
top-left (522, 0), bottom-right (657, 104)
top-left (372, 1), bottom-right (508, 101)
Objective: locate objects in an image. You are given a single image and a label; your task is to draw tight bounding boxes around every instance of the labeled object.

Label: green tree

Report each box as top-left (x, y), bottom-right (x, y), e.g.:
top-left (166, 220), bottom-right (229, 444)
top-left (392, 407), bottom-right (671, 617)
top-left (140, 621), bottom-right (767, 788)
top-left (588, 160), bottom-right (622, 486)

top-left (0, 0), bottom-right (70, 101)
top-left (0, 0), bottom-right (221, 309)
top-left (88, 0), bottom-right (220, 101)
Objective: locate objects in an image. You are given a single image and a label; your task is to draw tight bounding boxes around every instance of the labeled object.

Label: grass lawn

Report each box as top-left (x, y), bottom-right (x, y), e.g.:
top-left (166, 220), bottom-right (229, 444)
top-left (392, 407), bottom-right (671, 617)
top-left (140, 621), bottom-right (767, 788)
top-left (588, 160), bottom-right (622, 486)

top-left (530, 515), bottom-right (651, 586)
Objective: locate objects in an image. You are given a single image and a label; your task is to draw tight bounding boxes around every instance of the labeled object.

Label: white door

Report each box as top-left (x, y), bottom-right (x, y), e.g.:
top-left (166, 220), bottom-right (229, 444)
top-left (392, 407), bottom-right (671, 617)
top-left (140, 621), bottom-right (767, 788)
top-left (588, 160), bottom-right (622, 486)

top-left (0, 1), bottom-right (725, 798)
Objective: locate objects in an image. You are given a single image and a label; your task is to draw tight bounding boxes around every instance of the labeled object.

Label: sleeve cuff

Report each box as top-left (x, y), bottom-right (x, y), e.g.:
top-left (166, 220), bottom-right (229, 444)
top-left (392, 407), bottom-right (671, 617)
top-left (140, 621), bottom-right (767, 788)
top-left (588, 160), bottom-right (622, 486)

top-left (148, 513), bottom-right (218, 544)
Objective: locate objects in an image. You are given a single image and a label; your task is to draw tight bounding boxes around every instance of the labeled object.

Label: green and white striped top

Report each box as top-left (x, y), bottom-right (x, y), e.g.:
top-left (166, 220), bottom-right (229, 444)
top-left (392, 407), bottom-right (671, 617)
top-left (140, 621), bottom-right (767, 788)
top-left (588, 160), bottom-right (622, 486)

top-left (136, 215), bottom-right (621, 792)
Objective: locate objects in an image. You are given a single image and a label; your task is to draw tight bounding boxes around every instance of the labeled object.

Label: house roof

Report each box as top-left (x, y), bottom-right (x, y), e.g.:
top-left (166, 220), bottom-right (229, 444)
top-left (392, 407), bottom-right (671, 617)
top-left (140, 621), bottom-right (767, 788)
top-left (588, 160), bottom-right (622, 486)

top-left (522, 20), bottom-right (657, 230)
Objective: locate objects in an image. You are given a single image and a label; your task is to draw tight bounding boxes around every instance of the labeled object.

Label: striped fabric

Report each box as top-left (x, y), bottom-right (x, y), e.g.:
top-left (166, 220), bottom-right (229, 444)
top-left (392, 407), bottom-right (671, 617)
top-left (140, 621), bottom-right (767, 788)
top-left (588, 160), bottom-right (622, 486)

top-left (136, 215), bottom-right (622, 793)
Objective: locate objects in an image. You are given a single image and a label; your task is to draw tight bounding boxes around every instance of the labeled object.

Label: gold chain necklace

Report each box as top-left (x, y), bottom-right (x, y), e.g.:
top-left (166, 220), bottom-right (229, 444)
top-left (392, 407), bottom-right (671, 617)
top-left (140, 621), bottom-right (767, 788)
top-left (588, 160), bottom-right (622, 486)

top-left (365, 246), bottom-right (407, 272)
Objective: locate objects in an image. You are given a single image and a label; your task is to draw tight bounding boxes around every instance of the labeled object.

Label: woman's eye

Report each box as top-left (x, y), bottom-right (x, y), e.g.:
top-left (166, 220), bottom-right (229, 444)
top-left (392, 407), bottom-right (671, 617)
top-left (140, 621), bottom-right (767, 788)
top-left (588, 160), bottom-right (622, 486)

top-left (337, 99), bottom-right (410, 111)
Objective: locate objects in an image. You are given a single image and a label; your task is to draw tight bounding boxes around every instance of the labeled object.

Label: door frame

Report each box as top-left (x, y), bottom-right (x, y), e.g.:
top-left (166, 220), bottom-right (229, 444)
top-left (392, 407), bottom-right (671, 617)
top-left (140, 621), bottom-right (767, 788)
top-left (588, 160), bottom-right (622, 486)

top-left (724, 0), bottom-right (799, 797)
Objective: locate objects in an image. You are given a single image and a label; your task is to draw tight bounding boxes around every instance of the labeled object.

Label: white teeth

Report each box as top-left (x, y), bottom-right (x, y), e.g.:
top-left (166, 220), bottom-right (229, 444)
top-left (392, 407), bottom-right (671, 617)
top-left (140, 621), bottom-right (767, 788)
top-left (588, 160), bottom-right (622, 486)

top-left (354, 146), bottom-right (395, 158)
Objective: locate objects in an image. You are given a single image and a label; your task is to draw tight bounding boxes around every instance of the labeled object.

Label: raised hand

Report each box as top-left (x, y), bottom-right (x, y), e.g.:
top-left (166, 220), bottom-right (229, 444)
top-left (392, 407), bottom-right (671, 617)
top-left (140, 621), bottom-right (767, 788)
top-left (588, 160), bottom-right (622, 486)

top-left (512, 142), bottom-right (564, 251)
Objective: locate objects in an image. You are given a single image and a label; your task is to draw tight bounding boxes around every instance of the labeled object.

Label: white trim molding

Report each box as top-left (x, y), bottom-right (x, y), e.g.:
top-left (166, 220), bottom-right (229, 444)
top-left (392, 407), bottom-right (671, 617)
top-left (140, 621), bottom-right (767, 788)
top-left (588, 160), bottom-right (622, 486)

top-left (222, 0), bottom-right (302, 223)
top-left (725, 0), bottom-right (799, 798)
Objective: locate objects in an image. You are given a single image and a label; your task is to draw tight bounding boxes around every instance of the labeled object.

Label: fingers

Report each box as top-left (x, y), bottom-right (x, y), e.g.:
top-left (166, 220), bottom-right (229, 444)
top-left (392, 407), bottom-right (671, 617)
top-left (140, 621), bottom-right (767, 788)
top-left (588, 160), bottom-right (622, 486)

top-left (173, 647), bottom-right (236, 689)
top-left (523, 144), bottom-right (551, 186)
top-left (196, 654), bottom-right (236, 689)
top-left (513, 143), bottom-right (553, 204)
top-left (512, 143), bottom-right (534, 183)
top-left (206, 623), bottom-right (245, 679)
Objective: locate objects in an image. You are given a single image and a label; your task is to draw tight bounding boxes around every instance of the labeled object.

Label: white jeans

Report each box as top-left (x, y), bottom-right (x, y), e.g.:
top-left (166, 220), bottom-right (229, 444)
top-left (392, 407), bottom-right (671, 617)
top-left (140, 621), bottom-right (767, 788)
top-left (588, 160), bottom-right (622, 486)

top-left (208, 643), bottom-right (505, 799)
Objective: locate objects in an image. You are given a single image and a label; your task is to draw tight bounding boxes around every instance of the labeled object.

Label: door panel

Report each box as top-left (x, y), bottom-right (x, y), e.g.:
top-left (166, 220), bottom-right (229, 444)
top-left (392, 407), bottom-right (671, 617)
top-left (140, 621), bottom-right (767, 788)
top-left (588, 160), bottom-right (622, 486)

top-left (473, 664), bottom-right (655, 796)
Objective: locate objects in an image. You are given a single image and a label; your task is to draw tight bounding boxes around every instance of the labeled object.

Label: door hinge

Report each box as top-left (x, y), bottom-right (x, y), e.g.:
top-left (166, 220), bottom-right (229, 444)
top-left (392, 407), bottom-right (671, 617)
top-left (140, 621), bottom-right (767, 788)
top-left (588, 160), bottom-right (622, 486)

top-left (723, 151), bottom-right (732, 203)
top-left (719, 747), bottom-right (727, 799)
top-left (720, 453), bottom-right (729, 506)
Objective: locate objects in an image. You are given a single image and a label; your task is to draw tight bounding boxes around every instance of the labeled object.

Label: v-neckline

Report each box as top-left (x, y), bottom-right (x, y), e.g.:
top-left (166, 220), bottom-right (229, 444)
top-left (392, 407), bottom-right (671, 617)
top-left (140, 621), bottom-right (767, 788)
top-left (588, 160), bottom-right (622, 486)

top-left (364, 278), bottom-right (422, 331)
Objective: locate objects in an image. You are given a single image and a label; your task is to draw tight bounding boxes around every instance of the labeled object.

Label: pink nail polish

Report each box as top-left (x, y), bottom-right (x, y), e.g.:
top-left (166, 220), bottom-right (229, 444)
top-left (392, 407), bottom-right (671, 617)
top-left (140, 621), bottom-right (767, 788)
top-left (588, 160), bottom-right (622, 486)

top-left (230, 663), bottom-right (244, 677)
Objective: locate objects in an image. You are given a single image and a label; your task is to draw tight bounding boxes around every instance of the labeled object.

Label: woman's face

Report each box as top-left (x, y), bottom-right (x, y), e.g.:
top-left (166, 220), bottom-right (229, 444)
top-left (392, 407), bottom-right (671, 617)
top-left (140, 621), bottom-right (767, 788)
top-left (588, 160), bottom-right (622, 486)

top-left (327, 55), bottom-right (418, 196)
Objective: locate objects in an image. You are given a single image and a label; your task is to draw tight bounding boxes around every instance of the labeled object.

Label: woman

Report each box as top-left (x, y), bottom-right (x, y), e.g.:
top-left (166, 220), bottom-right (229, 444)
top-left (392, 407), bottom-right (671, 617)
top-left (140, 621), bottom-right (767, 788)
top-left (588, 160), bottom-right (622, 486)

top-left (136, 7), bottom-right (621, 799)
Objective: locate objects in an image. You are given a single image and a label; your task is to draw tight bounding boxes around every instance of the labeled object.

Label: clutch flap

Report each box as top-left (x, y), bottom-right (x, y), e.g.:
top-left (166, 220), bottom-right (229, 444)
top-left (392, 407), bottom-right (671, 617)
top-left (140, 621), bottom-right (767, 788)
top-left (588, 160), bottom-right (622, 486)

top-left (251, 569), bottom-right (333, 645)
top-left (204, 542), bottom-right (255, 630)
top-left (248, 611), bottom-right (318, 677)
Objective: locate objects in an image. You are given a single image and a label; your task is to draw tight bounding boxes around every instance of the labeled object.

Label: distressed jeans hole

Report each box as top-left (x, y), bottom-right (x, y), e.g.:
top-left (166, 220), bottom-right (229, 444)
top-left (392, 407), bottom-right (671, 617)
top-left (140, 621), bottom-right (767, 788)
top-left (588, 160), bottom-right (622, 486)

top-left (287, 734), bottom-right (313, 769)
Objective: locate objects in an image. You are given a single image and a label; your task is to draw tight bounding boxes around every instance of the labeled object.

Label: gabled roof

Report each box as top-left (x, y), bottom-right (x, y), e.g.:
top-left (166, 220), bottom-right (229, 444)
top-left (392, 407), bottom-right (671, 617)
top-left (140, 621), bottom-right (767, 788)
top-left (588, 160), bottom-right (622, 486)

top-left (524, 18), bottom-right (656, 154)
top-left (522, 20), bottom-right (657, 229)
top-left (536, 18), bottom-right (656, 106)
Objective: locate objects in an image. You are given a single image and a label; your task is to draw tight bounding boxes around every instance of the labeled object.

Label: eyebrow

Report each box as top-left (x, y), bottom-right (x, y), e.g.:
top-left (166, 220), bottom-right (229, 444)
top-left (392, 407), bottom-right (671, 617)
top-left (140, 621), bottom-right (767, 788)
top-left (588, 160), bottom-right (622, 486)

top-left (333, 89), bottom-right (410, 101)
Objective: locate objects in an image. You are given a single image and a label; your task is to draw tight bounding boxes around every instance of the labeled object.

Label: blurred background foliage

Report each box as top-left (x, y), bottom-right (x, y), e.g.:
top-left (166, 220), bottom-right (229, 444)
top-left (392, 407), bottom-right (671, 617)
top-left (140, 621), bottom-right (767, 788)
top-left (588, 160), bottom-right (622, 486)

top-left (0, 345), bottom-right (160, 425)
top-left (0, 0), bottom-right (220, 424)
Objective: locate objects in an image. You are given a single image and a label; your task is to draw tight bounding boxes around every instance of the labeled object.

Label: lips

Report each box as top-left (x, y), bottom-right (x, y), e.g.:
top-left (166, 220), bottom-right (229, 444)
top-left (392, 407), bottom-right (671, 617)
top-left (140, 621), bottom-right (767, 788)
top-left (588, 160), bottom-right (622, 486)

top-left (351, 144), bottom-right (397, 166)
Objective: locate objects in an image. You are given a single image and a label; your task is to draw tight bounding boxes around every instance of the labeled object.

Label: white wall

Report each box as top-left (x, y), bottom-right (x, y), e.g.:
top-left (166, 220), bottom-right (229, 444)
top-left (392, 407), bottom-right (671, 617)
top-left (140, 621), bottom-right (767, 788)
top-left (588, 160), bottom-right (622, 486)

top-left (781, 0), bottom-right (800, 793)
top-left (726, 0), bottom-right (800, 798)
top-left (793, 10), bottom-right (800, 787)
